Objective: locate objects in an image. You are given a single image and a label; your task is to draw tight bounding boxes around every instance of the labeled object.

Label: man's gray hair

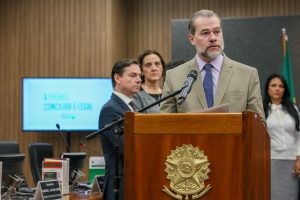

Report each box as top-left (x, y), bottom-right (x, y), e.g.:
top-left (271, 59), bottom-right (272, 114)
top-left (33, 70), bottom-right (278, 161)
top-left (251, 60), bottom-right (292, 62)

top-left (188, 9), bottom-right (221, 35)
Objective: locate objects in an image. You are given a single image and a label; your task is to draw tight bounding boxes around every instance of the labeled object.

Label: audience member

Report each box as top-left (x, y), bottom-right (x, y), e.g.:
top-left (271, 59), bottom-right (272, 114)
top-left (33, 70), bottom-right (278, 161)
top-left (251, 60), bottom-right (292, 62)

top-left (263, 73), bottom-right (300, 200)
top-left (98, 58), bottom-right (141, 200)
top-left (133, 49), bottom-right (165, 113)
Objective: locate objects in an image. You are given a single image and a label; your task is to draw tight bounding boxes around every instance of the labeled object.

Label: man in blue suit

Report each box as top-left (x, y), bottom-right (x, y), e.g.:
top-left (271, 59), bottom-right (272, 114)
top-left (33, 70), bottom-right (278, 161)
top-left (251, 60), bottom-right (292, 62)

top-left (99, 58), bottom-right (142, 200)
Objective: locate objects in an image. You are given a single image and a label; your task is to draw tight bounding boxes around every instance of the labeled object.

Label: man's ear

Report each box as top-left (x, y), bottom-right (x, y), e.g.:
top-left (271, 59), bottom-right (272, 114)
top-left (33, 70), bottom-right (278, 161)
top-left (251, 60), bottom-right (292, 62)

top-left (188, 34), bottom-right (195, 46)
top-left (114, 74), bottom-right (121, 84)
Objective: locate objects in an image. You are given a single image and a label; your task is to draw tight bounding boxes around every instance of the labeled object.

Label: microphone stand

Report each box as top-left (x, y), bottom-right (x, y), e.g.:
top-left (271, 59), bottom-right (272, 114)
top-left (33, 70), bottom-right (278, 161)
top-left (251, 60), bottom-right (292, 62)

top-left (113, 124), bottom-right (123, 200)
top-left (85, 87), bottom-right (183, 140)
top-left (85, 87), bottom-right (184, 200)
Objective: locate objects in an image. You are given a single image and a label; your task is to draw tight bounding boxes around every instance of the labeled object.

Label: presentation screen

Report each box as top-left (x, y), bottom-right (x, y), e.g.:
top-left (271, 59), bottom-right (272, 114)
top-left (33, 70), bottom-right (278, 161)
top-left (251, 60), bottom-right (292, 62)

top-left (22, 77), bottom-right (112, 132)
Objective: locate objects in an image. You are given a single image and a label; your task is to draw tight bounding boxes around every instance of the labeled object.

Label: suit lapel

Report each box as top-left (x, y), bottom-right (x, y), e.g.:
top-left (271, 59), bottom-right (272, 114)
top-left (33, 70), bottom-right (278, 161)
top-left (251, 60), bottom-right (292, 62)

top-left (186, 59), bottom-right (207, 108)
top-left (214, 56), bottom-right (233, 105)
top-left (111, 93), bottom-right (131, 112)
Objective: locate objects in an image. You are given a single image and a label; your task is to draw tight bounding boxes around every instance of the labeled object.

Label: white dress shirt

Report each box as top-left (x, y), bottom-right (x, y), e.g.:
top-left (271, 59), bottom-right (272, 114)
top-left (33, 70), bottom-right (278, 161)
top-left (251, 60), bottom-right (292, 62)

top-left (113, 91), bottom-right (136, 111)
top-left (266, 104), bottom-right (300, 160)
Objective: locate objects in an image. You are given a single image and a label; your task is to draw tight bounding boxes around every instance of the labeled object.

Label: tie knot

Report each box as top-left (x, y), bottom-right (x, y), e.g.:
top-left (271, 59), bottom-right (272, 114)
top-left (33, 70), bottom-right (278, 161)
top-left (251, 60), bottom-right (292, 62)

top-left (204, 63), bottom-right (212, 71)
top-left (129, 100), bottom-right (138, 112)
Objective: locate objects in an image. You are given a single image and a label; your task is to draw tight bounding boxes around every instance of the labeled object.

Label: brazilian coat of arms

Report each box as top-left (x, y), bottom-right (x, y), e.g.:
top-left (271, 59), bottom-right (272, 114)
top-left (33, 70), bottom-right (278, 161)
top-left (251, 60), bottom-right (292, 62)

top-left (162, 144), bottom-right (211, 200)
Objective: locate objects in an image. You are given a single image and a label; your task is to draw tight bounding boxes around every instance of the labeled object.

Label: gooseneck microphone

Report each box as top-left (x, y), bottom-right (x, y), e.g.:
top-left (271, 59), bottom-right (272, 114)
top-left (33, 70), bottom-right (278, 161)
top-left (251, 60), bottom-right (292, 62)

top-left (56, 123), bottom-right (71, 152)
top-left (178, 70), bottom-right (198, 105)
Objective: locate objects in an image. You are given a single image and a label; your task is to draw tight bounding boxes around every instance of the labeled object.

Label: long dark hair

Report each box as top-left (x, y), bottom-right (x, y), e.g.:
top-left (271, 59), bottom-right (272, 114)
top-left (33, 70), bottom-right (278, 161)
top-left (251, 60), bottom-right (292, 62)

top-left (263, 73), bottom-right (299, 131)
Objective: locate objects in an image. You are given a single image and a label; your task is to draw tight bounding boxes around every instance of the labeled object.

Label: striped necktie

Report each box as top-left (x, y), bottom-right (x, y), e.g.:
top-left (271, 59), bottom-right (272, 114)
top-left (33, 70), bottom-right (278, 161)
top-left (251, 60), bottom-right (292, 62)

top-left (129, 101), bottom-right (138, 112)
top-left (203, 63), bottom-right (214, 108)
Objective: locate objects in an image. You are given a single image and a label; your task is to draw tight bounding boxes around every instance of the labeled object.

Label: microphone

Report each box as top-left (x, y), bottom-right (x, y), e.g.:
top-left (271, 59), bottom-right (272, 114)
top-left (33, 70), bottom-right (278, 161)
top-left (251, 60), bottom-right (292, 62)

top-left (79, 141), bottom-right (101, 155)
top-left (86, 80), bottom-right (188, 140)
top-left (56, 123), bottom-right (71, 152)
top-left (178, 70), bottom-right (198, 105)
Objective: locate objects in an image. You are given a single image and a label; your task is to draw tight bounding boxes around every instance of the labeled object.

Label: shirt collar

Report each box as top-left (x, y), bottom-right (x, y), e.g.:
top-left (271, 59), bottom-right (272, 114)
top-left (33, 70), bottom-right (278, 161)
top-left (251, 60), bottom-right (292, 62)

top-left (196, 54), bottom-right (223, 72)
top-left (270, 103), bottom-right (282, 110)
top-left (113, 91), bottom-right (133, 105)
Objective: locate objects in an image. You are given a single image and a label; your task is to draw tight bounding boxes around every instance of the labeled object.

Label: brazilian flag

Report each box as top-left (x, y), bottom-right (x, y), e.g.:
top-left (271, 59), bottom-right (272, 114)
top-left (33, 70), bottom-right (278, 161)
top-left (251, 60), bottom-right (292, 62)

top-left (282, 29), bottom-right (296, 103)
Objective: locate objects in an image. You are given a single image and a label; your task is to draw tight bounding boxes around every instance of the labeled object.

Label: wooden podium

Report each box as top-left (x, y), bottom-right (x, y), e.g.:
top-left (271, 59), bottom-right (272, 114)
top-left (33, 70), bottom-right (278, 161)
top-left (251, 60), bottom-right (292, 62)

top-left (124, 111), bottom-right (270, 200)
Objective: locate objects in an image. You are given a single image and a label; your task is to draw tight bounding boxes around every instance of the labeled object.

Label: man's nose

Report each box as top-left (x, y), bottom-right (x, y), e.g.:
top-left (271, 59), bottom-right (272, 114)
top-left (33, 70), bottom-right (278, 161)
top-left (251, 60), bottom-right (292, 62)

top-left (209, 32), bottom-right (217, 41)
top-left (137, 76), bottom-right (142, 82)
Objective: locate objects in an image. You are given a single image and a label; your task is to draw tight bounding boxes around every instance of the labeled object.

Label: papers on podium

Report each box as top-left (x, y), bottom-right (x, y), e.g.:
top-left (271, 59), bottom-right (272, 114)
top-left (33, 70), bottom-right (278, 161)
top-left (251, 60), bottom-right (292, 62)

top-left (42, 158), bottom-right (70, 195)
top-left (188, 103), bottom-right (229, 113)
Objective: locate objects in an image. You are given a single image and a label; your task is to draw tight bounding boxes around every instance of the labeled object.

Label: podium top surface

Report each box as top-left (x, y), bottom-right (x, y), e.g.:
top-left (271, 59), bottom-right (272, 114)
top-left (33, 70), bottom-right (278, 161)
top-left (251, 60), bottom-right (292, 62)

top-left (124, 111), bottom-right (263, 135)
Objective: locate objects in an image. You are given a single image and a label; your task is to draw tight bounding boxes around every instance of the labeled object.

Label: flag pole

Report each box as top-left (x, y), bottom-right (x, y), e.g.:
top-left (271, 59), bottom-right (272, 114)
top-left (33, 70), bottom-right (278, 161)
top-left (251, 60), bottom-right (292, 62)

top-left (282, 28), bottom-right (286, 56)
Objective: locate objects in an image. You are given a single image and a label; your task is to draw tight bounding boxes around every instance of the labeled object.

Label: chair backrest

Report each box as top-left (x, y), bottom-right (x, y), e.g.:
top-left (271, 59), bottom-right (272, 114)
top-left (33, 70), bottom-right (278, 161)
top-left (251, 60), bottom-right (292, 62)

top-left (0, 140), bottom-right (30, 187)
top-left (28, 143), bottom-right (54, 185)
top-left (0, 140), bottom-right (20, 154)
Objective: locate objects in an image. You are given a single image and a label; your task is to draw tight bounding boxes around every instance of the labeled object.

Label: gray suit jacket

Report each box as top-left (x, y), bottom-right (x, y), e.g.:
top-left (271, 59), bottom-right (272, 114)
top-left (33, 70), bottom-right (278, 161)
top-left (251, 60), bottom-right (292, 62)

top-left (160, 55), bottom-right (264, 118)
top-left (133, 90), bottom-right (160, 113)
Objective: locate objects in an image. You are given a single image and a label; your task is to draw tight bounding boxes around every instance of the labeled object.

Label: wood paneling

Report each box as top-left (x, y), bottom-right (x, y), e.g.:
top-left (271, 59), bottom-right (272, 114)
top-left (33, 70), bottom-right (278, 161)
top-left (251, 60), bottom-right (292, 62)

top-left (0, 0), bottom-right (299, 187)
top-left (0, 0), bottom-right (127, 187)
top-left (127, 0), bottom-right (300, 62)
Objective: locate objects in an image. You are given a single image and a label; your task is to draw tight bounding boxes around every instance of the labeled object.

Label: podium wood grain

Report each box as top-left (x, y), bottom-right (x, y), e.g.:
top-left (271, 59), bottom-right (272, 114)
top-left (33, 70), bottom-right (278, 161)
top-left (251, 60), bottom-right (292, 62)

top-left (124, 112), bottom-right (270, 200)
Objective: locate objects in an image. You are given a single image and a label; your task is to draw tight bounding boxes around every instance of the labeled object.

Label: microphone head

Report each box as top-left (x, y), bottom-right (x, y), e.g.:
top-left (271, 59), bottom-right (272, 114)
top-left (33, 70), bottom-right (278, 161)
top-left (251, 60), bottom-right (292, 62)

top-left (178, 70), bottom-right (198, 105)
top-left (187, 70), bottom-right (198, 80)
top-left (56, 123), bottom-right (60, 130)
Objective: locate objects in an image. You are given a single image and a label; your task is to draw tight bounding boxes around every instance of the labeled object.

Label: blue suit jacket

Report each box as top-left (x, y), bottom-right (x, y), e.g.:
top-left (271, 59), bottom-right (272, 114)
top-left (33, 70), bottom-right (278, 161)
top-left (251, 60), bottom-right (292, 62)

top-left (99, 93), bottom-right (131, 200)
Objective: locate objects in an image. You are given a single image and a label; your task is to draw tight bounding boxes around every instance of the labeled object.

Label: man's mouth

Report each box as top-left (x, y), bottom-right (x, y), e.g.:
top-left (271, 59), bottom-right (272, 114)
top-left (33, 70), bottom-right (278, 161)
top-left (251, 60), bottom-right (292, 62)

top-left (208, 45), bottom-right (220, 49)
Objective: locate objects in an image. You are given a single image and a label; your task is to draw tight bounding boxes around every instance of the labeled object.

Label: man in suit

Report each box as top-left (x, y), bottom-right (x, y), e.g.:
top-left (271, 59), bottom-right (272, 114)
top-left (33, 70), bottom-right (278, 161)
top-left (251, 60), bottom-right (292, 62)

top-left (99, 58), bottom-right (141, 200)
top-left (160, 9), bottom-right (264, 118)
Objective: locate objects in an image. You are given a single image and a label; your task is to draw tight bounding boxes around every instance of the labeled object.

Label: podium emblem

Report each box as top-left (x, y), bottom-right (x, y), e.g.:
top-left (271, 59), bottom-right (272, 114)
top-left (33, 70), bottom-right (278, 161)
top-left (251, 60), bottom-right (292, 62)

top-left (162, 144), bottom-right (211, 199)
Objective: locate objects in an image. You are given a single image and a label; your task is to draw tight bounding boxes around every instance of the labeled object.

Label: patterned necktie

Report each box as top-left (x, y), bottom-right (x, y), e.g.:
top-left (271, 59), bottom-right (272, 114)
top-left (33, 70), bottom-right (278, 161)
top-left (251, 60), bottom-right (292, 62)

top-left (129, 100), bottom-right (138, 112)
top-left (203, 63), bottom-right (214, 108)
